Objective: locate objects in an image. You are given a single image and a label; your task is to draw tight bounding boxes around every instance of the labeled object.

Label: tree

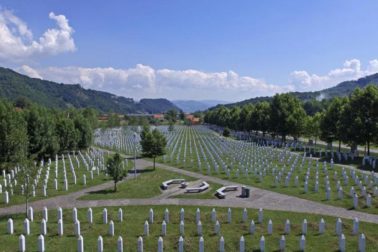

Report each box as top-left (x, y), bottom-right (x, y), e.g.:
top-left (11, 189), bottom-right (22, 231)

top-left (223, 127), bottom-right (231, 137)
top-left (16, 161), bottom-right (39, 217)
top-left (166, 109), bottom-right (178, 123)
top-left (73, 113), bottom-right (93, 149)
top-left (140, 128), bottom-right (167, 170)
top-left (24, 106), bottom-right (55, 159)
top-left (106, 153), bottom-right (126, 192)
top-left (0, 100), bottom-right (28, 169)
top-left (340, 85), bottom-right (378, 155)
top-left (319, 97), bottom-right (348, 151)
top-left (107, 113), bottom-right (121, 128)
top-left (304, 112), bottom-right (322, 147)
top-left (179, 110), bottom-right (185, 121)
top-left (229, 107), bottom-right (241, 130)
top-left (238, 104), bottom-right (253, 131)
top-left (82, 108), bottom-right (99, 129)
top-left (56, 116), bottom-right (79, 151)
top-left (168, 122), bottom-right (174, 132)
top-left (249, 102), bottom-right (270, 136)
top-left (270, 94), bottom-right (306, 141)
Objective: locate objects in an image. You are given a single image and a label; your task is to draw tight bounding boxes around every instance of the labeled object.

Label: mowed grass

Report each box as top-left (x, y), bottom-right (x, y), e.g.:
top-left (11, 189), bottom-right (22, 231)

top-left (79, 167), bottom-right (197, 200)
top-left (0, 155), bottom-right (128, 208)
top-left (0, 206), bottom-right (377, 251)
top-left (155, 126), bottom-right (378, 214)
top-left (164, 159), bottom-right (378, 215)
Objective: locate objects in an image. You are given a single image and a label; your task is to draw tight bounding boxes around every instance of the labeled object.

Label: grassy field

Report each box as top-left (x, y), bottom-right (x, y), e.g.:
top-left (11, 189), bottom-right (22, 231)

top-left (79, 167), bottom-right (197, 200)
top-left (155, 126), bottom-right (378, 215)
top-left (0, 153), bottom-right (133, 208)
top-left (0, 205), bottom-right (377, 251)
top-left (162, 159), bottom-right (378, 215)
top-left (94, 126), bottom-right (378, 214)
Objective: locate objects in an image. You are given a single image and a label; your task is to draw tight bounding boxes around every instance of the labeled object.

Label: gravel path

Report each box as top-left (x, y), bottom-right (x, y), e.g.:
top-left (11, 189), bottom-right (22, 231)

top-left (1, 157), bottom-right (378, 224)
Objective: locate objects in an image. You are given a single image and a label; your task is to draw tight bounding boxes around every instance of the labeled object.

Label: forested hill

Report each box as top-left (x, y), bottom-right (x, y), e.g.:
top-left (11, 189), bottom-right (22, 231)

top-left (219, 72), bottom-right (378, 108)
top-left (0, 67), bottom-right (179, 114)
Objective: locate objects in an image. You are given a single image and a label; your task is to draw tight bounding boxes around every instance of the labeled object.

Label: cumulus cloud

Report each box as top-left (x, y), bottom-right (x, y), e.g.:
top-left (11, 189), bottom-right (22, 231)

top-left (0, 10), bottom-right (75, 62)
top-left (16, 59), bottom-right (378, 101)
top-left (290, 59), bottom-right (378, 91)
top-left (19, 64), bottom-right (42, 79)
top-left (18, 64), bottom-right (288, 101)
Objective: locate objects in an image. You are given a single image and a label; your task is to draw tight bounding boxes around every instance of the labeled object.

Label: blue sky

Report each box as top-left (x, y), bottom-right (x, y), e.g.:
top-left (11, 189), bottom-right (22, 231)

top-left (1, 0), bottom-right (378, 101)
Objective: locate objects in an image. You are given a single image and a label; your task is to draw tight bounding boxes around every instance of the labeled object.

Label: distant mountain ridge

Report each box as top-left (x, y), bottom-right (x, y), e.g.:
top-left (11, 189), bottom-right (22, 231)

top-left (219, 73), bottom-right (378, 108)
top-left (173, 100), bottom-right (228, 112)
top-left (0, 67), bottom-right (179, 114)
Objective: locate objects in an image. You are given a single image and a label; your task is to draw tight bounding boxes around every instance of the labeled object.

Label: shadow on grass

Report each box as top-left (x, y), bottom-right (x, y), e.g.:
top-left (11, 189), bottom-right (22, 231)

top-left (87, 189), bottom-right (115, 195)
top-left (127, 167), bottom-right (155, 174)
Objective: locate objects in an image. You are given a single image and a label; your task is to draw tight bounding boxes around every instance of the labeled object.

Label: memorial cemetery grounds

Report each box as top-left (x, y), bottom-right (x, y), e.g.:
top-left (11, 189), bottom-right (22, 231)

top-left (1, 93), bottom-right (378, 251)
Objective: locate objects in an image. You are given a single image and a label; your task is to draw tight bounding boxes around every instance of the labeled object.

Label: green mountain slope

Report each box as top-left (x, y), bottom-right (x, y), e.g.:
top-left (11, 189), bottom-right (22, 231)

top-left (0, 67), bottom-right (179, 114)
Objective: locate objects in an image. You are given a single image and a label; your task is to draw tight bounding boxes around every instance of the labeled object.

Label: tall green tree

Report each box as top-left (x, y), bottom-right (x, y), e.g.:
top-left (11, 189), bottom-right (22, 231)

top-left (168, 122), bottom-right (175, 132)
top-left (166, 109), bottom-right (178, 123)
top-left (238, 104), bottom-right (253, 131)
top-left (106, 153), bottom-right (126, 191)
top-left (229, 106), bottom-right (241, 130)
top-left (24, 106), bottom-right (58, 159)
top-left (140, 128), bottom-right (167, 170)
top-left (73, 113), bottom-right (93, 149)
top-left (56, 116), bottom-right (79, 151)
top-left (0, 100), bottom-right (28, 169)
top-left (82, 108), bottom-right (99, 128)
top-left (16, 161), bottom-right (39, 217)
top-left (270, 94), bottom-right (306, 141)
top-left (107, 113), bottom-right (121, 128)
top-left (249, 101), bottom-right (271, 135)
top-left (340, 85), bottom-right (378, 155)
top-left (319, 97), bottom-right (348, 151)
top-left (304, 112), bottom-right (322, 147)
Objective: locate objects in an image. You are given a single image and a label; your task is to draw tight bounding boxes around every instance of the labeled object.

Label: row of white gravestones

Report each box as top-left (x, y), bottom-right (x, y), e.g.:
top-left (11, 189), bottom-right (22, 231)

top-left (14, 231), bottom-right (368, 252)
top-left (142, 215), bottom-right (359, 238)
top-left (96, 126), bottom-right (377, 197)
top-left (7, 206), bottom-right (367, 251)
top-left (0, 151), bottom-right (103, 204)
top-left (144, 208), bottom-right (364, 240)
top-left (147, 207), bottom-right (263, 225)
top-left (96, 125), bottom-right (376, 188)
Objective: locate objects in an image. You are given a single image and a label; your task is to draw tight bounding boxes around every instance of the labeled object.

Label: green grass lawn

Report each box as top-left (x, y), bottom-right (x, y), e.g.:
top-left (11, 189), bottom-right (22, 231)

top-left (0, 205), bottom-right (377, 251)
top-left (0, 154), bottom-right (132, 208)
top-left (154, 127), bottom-right (378, 215)
top-left (95, 126), bottom-right (378, 214)
top-left (162, 159), bottom-right (378, 215)
top-left (79, 167), bottom-right (196, 200)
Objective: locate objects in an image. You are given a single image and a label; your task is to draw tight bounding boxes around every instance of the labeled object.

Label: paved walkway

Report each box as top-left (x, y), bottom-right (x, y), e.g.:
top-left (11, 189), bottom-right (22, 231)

top-left (1, 156), bottom-right (378, 224)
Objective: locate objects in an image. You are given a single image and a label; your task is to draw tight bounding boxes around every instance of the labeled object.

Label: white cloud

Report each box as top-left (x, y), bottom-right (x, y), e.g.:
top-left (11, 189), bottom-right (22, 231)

top-left (18, 64), bottom-right (288, 101)
top-left (290, 59), bottom-right (378, 91)
top-left (0, 10), bottom-right (75, 63)
top-left (19, 65), bottom-right (42, 79)
top-left (16, 59), bottom-right (378, 101)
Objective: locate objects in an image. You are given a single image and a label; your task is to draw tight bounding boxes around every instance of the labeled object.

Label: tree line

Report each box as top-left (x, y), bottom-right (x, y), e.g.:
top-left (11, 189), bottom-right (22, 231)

top-left (204, 85), bottom-right (378, 155)
top-left (0, 99), bottom-right (97, 169)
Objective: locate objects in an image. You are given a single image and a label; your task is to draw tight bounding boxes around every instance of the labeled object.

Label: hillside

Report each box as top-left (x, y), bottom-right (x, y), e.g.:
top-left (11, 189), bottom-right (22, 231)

top-left (223, 73), bottom-right (378, 108)
top-left (0, 67), bottom-right (179, 114)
